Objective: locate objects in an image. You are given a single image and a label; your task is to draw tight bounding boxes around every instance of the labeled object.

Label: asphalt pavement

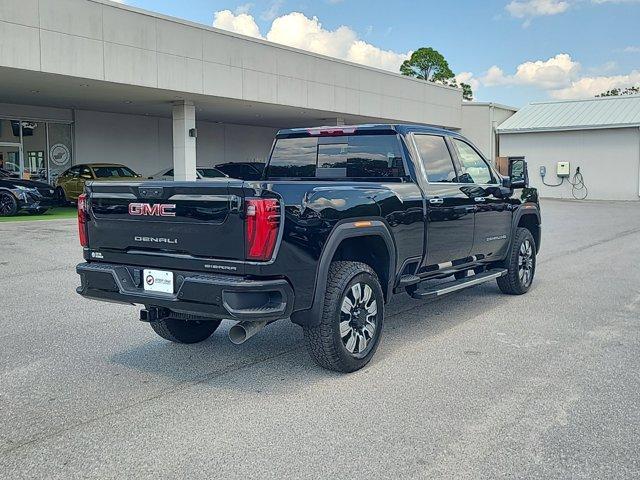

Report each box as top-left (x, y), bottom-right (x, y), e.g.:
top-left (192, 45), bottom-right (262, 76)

top-left (1, 198), bottom-right (639, 479)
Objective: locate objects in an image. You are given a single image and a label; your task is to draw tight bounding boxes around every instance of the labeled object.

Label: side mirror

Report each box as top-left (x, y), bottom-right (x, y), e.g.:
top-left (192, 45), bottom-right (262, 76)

top-left (508, 157), bottom-right (528, 189)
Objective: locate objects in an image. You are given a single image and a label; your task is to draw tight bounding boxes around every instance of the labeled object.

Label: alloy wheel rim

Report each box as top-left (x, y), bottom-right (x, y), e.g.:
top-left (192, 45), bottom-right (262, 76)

top-left (518, 239), bottom-right (534, 287)
top-left (339, 282), bottom-right (378, 355)
top-left (0, 194), bottom-right (13, 215)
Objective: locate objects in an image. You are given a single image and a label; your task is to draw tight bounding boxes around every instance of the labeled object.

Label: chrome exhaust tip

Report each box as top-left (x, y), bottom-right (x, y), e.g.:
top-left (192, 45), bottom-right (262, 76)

top-left (228, 320), bottom-right (268, 345)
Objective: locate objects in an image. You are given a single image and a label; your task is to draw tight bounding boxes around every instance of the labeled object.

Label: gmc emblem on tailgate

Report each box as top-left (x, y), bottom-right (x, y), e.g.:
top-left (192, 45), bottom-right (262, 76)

top-left (128, 203), bottom-right (176, 217)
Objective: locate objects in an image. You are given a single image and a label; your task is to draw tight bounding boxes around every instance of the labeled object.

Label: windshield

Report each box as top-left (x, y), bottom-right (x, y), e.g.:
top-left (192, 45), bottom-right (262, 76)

top-left (197, 168), bottom-right (227, 178)
top-left (92, 166), bottom-right (138, 178)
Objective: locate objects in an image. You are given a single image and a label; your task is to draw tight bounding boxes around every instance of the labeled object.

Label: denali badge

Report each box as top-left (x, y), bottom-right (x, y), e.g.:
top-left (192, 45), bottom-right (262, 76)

top-left (134, 236), bottom-right (178, 244)
top-left (129, 203), bottom-right (176, 217)
top-left (486, 234), bottom-right (507, 242)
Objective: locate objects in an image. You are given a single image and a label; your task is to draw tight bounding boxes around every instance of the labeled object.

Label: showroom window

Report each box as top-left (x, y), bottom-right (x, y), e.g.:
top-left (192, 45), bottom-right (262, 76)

top-left (0, 118), bottom-right (73, 184)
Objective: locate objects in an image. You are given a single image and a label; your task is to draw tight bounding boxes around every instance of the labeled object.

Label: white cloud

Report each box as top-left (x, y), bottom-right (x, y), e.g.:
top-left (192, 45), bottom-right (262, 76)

top-left (213, 10), bottom-right (410, 72)
top-left (213, 10), bottom-right (263, 38)
top-left (505, 0), bottom-right (640, 26)
top-left (506, 0), bottom-right (570, 18)
top-left (551, 70), bottom-right (640, 98)
top-left (471, 52), bottom-right (639, 99)
top-left (455, 71), bottom-right (480, 91)
top-left (622, 46), bottom-right (640, 53)
top-left (481, 53), bottom-right (580, 88)
top-left (261, 0), bottom-right (284, 21)
top-left (234, 3), bottom-right (253, 14)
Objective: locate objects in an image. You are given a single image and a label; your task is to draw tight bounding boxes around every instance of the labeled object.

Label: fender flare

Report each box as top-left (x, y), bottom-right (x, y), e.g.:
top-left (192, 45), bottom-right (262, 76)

top-left (511, 204), bottom-right (541, 252)
top-left (290, 220), bottom-right (396, 327)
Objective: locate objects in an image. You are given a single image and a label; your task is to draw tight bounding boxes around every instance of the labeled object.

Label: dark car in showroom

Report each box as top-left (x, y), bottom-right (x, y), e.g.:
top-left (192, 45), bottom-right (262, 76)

top-left (0, 168), bottom-right (56, 216)
top-left (215, 162), bottom-right (264, 180)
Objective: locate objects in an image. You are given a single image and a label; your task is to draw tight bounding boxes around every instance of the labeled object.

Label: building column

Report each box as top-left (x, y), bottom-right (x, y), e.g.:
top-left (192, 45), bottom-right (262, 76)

top-left (172, 101), bottom-right (196, 181)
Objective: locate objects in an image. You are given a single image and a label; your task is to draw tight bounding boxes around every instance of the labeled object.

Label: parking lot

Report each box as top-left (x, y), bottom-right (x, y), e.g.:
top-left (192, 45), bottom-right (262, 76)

top-left (1, 198), bottom-right (639, 479)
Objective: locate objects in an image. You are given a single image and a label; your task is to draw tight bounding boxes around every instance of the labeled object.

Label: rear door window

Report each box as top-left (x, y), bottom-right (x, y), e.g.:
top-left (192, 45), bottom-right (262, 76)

top-left (267, 134), bottom-right (405, 179)
top-left (413, 135), bottom-right (458, 183)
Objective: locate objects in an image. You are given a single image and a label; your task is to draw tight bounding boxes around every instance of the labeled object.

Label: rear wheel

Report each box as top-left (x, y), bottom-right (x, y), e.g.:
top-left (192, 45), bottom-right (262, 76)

top-left (0, 192), bottom-right (18, 217)
top-left (150, 317), bottom-right (221, 344)
top-left (303, 261), bottom-right (384, 373)
top-left (497, 227), bottom-right (536, 295)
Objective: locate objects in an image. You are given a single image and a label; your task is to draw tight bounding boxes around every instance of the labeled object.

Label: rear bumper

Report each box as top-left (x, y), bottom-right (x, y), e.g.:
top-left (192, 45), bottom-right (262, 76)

top-left (76, 262), bottom-right (294, 321)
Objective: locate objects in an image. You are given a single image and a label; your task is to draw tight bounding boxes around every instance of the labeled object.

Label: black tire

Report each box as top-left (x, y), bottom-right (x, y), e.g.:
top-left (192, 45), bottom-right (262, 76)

top-left (150, 317), bottom-right (221, 344)
top-left (0, 192), bottom-right (18, 217)
top-left (303, 261), bottom-right (384, 373)
top-left (497, 227), bottom-right (536, 295)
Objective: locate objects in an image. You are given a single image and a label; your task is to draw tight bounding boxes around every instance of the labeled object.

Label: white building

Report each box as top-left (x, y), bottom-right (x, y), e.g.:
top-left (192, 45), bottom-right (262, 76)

top-left (498, 96), bottom-right (640, 201)
top-left (461, 102), bottom-right (517, 162)
top-left (0, 0), bottom-right (479, 183)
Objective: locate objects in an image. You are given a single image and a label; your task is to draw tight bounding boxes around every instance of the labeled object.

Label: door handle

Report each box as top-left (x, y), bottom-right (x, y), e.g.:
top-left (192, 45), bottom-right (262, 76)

top-left (428, 197), bottom-right (444, 205)
top-left (474, 197), bottom-right (486, 203)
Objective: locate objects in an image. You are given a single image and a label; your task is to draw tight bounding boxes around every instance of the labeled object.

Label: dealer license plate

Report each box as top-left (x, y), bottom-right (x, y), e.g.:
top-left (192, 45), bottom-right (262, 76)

top-left (143, 269), bottom-right (174, 294)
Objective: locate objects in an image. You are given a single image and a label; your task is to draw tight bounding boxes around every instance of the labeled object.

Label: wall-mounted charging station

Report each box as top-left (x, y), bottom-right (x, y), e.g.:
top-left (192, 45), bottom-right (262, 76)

top-left (556, 161), bottom-right (570, 178)
top-left (538, 160), bottom-right (587, 199)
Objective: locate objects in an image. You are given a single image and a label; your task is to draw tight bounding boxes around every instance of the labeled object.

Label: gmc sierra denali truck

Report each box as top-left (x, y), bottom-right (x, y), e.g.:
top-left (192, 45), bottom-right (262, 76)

top-left (76, 125), bottom-right (540, 373)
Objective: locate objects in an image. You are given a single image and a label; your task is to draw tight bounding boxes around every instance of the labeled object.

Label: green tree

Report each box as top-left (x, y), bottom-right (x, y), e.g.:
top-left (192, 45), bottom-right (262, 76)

top-left (596, 85), bottom-right (640, 97)
top-left (400, 47), bottom-right (455, 82)
top-left (460, 82), bottom-right (473, 101)
top-left (400, 47), bottom-right (473, 101)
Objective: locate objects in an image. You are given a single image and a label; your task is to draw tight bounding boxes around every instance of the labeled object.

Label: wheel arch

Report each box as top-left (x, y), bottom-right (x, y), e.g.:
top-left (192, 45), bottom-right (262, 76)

top-left (513, 205), bottom-right (541, 253)
top-left (291, 220), bottom-right (396, 327)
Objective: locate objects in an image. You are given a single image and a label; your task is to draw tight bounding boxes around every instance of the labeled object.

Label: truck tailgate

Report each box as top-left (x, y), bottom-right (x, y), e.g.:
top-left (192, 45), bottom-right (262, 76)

top-left (86, 181), bottom-right (245, 261)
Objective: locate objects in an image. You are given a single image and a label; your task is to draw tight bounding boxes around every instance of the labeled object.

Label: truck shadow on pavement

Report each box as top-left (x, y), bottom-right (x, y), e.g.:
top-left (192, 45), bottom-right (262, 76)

top-left (109, 281), bottom-right (531, 388)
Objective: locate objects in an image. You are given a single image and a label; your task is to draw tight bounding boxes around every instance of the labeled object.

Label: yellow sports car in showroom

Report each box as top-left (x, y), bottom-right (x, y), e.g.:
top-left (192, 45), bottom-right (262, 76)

top-left (55, 163), bottom-right (140, 202)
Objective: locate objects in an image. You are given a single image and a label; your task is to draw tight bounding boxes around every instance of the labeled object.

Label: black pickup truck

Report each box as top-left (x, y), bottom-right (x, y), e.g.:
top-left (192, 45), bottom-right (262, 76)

top-left (76, 125), bottom-right (540, 372)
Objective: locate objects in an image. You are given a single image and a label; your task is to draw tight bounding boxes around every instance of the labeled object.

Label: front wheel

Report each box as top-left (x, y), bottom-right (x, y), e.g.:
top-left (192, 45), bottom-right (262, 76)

top-left (303, 261), bottom-right (384, 373)
top-left (150, 317), bottom-right (221, 344)
top-left (497, 227), bottom-right (536, 295)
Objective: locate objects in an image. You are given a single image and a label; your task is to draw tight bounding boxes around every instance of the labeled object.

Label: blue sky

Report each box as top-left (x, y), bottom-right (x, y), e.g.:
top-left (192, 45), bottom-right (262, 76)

top-left (119, 0), bottom-right (640, 106)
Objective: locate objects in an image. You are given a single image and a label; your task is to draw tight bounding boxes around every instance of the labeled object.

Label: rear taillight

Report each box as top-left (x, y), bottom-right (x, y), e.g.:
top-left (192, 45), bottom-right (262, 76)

top-left (77, 193), bottom-right (89, 247)
top-left (245, 198), bottom-right (280, 261)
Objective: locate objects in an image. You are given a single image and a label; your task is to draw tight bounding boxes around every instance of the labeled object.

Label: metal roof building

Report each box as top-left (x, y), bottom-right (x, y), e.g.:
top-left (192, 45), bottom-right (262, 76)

top-left (498, 96), bottom-right (640, 133)
top-left (498, 96), bottom-right (640, 201)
